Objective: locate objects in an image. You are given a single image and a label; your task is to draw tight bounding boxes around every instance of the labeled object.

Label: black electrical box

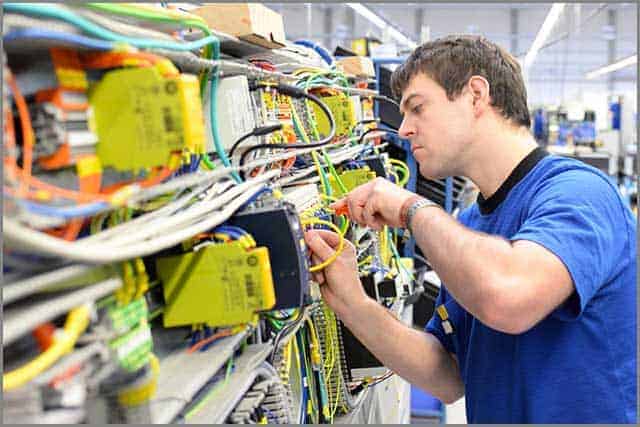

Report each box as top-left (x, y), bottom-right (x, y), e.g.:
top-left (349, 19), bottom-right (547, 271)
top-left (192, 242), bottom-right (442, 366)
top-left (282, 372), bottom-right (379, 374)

top-left (231, 201), bottom-right (310, 309)
top-left (377, 66), bottom-right (402, 130)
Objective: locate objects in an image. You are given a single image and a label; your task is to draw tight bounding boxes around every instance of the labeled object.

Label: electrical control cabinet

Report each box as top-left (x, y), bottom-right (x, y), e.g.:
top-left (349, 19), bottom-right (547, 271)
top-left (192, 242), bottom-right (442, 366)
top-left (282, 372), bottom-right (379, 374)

top-left (2, 3), bottom-right (414, 424)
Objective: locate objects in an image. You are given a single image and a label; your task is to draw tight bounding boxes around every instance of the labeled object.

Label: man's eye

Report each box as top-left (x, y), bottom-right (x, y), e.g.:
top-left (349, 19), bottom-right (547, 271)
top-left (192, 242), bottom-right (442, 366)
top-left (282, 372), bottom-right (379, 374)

top-left (411, 104), bottom-right (423, 114)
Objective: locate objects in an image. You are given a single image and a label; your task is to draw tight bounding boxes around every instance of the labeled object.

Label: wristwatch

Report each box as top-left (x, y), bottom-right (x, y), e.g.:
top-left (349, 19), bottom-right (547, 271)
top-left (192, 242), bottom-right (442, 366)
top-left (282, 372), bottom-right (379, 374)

top-left (405, 197), bottom-right (439, 234)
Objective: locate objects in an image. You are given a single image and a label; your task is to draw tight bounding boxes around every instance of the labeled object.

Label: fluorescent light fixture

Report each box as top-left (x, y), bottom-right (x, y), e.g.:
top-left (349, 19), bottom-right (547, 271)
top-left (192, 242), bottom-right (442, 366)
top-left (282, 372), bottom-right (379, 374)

top-left (585, 54), bottom-right (637, 79)
top-left (346, 3), bottom-right (386, 29)
top-left (524, 3), bottom-right (566, 70)
top-left (387, 27), bottom-right (418, 49)
top-left (346, 3), bottom-right (417, 48)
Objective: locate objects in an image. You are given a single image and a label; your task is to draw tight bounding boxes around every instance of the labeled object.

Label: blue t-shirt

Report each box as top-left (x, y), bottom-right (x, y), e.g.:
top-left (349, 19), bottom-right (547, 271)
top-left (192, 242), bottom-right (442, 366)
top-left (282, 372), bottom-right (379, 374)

top-left (426, 148), bottom-right (637, 423)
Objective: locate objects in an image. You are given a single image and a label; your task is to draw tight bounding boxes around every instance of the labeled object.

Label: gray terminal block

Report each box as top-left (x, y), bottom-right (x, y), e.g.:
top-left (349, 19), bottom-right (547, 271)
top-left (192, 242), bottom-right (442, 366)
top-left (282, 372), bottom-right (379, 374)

top-left (205, 75), bottom-right (257, 154)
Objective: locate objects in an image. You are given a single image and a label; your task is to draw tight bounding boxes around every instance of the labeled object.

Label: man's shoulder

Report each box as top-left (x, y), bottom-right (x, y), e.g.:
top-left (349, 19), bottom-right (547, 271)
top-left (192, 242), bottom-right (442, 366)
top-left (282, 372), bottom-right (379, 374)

top-left (527, 155), bottom-right (620, 204)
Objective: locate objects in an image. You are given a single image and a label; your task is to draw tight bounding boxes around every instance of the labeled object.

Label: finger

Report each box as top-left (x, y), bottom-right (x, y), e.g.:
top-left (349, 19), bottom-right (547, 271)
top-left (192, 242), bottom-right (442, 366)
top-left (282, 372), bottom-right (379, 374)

top-left (311, 254), bottom-right (326, 283)
top-left (347, 197), bottom-right (366, 226)
top-left (362, 201), bottom-right (375, 228)
top-left (312, 272), bottom-right (325, 285)
top-left (307, 229), bottom-right (342, 248)
top-left (329, 198), bottom-right (347, 211)
top-left (304, 230), bottom-right (336, 261)
top-left (363, 201), bottom-right (384, 231)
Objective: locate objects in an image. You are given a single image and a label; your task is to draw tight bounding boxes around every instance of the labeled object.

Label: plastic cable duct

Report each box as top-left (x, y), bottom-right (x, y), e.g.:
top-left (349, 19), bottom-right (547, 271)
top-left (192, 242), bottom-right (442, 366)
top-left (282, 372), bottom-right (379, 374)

top-left (3, 277), bottom-right (121, 346)
top-left (33, 341), bottom-right (106, 386)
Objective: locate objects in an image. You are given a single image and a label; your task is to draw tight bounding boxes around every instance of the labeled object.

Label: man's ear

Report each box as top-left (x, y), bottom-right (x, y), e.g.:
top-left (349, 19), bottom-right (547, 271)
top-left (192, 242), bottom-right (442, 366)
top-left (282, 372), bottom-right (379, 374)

top-left (468, 75), bottom-right (490, 114)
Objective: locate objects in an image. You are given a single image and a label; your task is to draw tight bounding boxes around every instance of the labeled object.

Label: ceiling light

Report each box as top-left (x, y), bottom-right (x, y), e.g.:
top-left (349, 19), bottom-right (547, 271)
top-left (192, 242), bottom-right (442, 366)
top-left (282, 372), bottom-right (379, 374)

top-left (346, 3), bottom-right (386, 29)
top-left (346, 3), bottom-right (417, 48)
top-left (585, 54), bottom-right (637, 79)
top-left (524, 3), bottom-right (566, 70)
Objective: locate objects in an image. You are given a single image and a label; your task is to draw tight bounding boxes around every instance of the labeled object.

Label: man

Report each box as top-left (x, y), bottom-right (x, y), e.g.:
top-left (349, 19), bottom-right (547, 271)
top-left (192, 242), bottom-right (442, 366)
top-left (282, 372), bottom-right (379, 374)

top-left (304, 35), bottom-right (637, 423)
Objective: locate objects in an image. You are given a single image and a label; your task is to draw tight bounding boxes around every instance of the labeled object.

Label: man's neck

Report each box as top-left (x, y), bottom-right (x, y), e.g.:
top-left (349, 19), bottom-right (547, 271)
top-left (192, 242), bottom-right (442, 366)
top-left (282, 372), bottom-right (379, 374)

top-left (464, 125), bottom-right (539, 200)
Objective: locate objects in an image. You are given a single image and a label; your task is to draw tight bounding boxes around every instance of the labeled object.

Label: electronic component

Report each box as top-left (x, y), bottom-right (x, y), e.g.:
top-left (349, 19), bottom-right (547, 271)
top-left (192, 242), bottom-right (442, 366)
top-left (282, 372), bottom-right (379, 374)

top-left (230, 201), bottom-right (310, 309)
top-left (228, 375), bottom-right (292, 423)
top-left (328, 167), bottom-right (377, 197)
top-left (338, 319), bottom-right (386, 381)
top-left (207, 75), bottom-right (257, 153)
top-left (310, 94), bottom-right (356, 138)
top-left (361, 155), bottom-right (388, 178)
top-left (32, 48), bottom-right (97, 169)
top-left (281, 184), bottom-right (321, 214)
top-left (90, 67), bottom-right (204, 172)
top-left (311, 305), bottom-right (351, 414)
top-left (156, 240), bottom-right (276, 328)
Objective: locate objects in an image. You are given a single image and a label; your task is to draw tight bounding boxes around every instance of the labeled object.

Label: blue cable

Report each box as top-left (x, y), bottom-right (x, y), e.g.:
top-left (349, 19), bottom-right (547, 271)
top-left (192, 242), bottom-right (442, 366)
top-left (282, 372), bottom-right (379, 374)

top-left (239, 186), bottom-right (272, 210)
top-left (218, 225), bottom-right (251, 237)
top-left (18, 200), bottom-right (110, 219)
top-left (293, 39), bottom-right (334, 66)
top-left (3, 3), bottom-right (218, 51)
top-left (3, 28), bottom-right (115, 50)
top-left (213, 226), bottom-right (242, 240)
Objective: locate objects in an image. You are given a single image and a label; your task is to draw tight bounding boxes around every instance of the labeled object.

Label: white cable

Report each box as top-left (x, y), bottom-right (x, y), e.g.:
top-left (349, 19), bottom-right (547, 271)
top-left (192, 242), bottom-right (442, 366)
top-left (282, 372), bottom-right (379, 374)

top-left (79, 171), bottom-right (278, 248)
top-left (3, 175), bottom-right (276, 263)
top-left (3, 13), bottom-right (81, 35)
top-left (80, 181), bottom-right (228, 245)
top-left (126, 168), bottom-right (234, 205)
top-left (3, 264), bottom-right (101, 305)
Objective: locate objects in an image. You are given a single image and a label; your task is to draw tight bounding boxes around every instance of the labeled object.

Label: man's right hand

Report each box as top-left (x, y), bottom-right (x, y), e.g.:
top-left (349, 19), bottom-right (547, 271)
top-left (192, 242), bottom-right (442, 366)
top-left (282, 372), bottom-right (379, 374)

top-left (304, 229), bottom-right (371, 318)
top-left (330, 177), bottom-right (417, 230)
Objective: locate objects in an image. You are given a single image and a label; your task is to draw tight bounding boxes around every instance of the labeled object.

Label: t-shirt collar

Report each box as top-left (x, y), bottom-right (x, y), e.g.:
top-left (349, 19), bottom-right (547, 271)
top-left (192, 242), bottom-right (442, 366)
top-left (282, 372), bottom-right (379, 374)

top-left (477, 146), bottom-right (549, 215)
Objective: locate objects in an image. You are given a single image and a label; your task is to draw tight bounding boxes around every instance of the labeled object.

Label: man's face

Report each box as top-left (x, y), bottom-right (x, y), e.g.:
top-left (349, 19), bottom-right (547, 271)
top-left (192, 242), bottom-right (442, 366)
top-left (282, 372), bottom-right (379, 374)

top-left (398, 73), bottom-right (474, 179)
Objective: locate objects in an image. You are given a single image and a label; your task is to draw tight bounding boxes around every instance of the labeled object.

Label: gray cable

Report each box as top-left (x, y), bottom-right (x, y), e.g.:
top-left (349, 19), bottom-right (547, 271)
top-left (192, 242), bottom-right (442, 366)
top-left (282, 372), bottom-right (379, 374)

top-left (3, 13), bottom-right (81, 35)
top-left (73, 7), bottom-right (176, 41)
top-left (3, 277), bottom-right (122, 346)
top-left (3, 264), bottom-right (109, 305)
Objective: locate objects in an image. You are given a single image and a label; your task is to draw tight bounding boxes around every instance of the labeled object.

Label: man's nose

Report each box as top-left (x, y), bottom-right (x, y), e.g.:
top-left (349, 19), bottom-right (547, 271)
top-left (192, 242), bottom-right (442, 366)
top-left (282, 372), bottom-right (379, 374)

top-left (398, 117), bottom-right (415, 139)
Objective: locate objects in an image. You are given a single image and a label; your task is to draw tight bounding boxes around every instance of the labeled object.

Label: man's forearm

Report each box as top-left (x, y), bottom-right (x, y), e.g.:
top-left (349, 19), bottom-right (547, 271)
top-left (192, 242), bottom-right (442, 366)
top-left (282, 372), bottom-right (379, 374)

top-left (340, 297), bottom-right (464, 404)
top-left (411, 206), bottom-right (514, 323)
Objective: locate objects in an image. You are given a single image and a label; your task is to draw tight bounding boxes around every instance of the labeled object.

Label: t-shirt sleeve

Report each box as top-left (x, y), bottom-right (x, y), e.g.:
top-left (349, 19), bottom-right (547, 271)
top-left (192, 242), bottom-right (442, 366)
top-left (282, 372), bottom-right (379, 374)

top-left (511, 170), bottom-right (629, 321)
top-left (425, 286), bottom-right (462, 355)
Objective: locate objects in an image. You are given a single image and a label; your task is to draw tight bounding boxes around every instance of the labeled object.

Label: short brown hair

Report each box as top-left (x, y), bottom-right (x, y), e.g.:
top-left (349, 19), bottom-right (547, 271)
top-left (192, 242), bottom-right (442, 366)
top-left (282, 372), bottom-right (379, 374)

top-left (391, 35), bottom-right (531, 128)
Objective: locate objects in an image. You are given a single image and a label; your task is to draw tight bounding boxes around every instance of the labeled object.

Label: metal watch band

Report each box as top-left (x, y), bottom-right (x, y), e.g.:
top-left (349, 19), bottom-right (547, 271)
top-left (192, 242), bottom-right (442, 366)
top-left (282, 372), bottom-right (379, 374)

top-left (406, 198), bottom-right (438, 234)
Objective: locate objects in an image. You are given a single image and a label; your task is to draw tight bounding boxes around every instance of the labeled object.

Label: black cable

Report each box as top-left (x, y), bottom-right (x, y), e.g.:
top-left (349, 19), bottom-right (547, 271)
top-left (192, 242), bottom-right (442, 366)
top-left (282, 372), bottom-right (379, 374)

top-left (249, 82), bottom-right (336, 145)
top-left (239, 83), bottom-right (338, 178)
top-left (268, 308), bottom-right (305, 364)
top-left (357, 127), bottom-right (398, 145)
top-left (355, 118), bottom-right (379, 127)
top-left (239, 140), bottom-right (332, 178)
top-left (373, 94), bottom-right (400, 109)
top-left (228, 123), bottom-right (283, 159)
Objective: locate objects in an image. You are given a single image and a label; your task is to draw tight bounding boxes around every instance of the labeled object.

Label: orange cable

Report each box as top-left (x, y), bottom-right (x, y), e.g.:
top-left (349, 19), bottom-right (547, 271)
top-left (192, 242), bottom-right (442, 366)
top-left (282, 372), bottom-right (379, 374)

top-left (7, 73), bottom-right (34, 196)
top-left (186, 329), bottom-right (234, 354)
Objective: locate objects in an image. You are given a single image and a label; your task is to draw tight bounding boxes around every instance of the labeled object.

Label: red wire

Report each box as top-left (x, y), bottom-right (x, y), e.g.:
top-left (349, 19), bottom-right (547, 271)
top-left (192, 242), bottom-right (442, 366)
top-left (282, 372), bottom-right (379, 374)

top-left (186, 329), bottom-right (234, 354)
